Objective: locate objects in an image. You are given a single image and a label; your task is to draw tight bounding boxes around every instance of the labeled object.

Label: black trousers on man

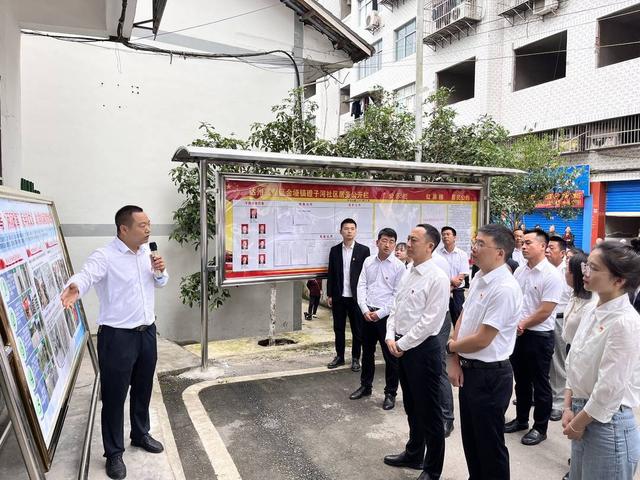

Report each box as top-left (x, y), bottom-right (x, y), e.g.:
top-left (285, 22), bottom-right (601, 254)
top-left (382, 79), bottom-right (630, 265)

top-left (331, 296), bottom-right (362, 360)
top-left (398, 335), bottom-right (445, 478)
top-left (360, 314), bottom-right (398, 395)
top-left (460, 360), bottom-right (513, 480)
top-left (307, 295), bottom-right (320, 316)
top-left (510, 329), bottom-right (554, 435)
top-left (98, 324), bottom-right (157, 458)
top-left (449, 288), bottom-right (465, 326)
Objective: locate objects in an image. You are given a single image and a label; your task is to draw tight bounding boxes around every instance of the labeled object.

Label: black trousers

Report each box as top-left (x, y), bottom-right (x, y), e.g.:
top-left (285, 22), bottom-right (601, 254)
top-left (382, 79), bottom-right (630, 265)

top-left (98, 324), bottom-right (157, 458)
top-left (510, 330), bottom-right (554, 434)
top-left (360, 316), bottom-right (399, 395)
top-left (307, 295), bottom-right (320, 316)
top-left (449, 288), bottom-right (465, 326)
top-left (460, 362), bottom-right (513, 480)
top-left (331, 296), bottom-right (362, 360)
top-left (399, 336), bottom-right (445, 478)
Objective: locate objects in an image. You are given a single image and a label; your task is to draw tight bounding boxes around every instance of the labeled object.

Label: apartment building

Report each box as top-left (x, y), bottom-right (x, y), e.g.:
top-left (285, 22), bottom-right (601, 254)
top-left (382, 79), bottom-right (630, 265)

top-left (311, 0), bottom-right (640, 250)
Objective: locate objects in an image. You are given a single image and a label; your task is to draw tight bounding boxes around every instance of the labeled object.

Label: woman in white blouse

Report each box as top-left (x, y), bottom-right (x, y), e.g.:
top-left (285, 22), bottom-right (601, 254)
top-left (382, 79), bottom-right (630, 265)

top-left (561, 251), bottom-right (598, 350)
top-left (562, 241), bottom-right (640, 479)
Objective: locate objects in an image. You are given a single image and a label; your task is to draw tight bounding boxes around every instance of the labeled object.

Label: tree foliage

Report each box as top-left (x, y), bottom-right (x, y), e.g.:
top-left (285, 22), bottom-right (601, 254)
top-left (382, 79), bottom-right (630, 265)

top-left (170, 87), bottom-right (579, 309)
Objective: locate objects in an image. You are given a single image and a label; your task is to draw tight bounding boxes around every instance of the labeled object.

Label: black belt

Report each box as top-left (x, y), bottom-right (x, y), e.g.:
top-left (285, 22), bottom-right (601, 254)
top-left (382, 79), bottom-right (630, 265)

top-left (368, 306), bottom-right (380, 312)
top-left (98, 323), bottom-right (154, 333)
top-left (395, 334), bottom-right (403, 341)
top-left (459, 358), bottom-right (510, 369)
top-left (524, 329), bottom-right (554, 338)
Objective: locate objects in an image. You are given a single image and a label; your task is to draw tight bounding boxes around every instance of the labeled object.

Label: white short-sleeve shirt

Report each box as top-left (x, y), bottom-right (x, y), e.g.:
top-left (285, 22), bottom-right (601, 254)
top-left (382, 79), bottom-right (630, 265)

top-left (513, 258), bottom-right (563, 331)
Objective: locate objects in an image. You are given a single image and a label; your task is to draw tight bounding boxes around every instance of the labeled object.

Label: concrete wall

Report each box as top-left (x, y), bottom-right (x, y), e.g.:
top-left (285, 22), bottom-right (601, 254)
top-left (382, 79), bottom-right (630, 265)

top-left (17, 1), bottom-right (346, 342)
top-left (0, 0), bottom-right (22, 187)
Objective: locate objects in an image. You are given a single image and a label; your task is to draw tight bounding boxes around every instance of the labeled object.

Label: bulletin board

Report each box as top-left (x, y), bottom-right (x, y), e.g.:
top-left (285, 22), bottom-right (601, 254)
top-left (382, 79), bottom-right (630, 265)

top-left (0, 189), bottom-right (88, 469)
top-left (219, 174), bottom-right (481, 286)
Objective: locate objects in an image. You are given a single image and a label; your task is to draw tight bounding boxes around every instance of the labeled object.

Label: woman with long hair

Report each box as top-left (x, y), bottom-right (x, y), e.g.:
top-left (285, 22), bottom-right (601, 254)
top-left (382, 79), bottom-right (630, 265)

top-left (562, 241), bottom-right (640, 479)
top-left (561, 251), bottom-right (598, 352)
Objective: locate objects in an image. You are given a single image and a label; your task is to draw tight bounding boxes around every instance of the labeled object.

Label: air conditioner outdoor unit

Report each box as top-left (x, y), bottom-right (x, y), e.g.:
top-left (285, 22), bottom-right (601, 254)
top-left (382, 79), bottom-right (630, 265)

top-left (365, 10), bottom-right (383, 31)
top-left (588, 134), bottom-right (619, 150)
top-left (533, 0), bottom-right (559, 16)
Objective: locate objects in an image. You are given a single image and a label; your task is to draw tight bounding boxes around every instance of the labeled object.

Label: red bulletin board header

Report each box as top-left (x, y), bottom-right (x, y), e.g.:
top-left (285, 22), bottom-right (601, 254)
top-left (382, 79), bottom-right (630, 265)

top-left (221, 176), bottom-right (481, 286)
top-left (225, 180), bottom-right (479, 203)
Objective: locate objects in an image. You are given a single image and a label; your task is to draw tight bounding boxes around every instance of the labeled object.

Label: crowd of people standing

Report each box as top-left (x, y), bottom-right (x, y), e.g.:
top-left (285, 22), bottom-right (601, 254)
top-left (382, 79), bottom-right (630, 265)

top-left (315, 217), bottom-right (640, 480)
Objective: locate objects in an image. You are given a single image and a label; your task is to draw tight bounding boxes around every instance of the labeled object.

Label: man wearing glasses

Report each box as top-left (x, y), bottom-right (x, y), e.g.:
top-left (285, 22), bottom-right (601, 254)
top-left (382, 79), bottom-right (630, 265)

top-left (351, 228), bottom-right (406, 410)
top-left (446, 224), bottom-right (523, 479)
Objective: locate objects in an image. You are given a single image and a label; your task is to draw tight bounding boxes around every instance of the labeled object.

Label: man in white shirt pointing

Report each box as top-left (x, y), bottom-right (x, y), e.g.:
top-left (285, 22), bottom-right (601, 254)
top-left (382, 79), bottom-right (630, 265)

top-left (61, 206), bottom-right (168, 480)
top-left (384, 224), bottom-right (450, 480)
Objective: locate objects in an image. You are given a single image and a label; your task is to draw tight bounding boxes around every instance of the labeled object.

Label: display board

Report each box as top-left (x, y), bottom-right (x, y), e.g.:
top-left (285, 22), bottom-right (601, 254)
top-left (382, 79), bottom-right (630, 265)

top-left (220, 175), bottom-right (481, 285)
top-left (0, 191), bottom-right (88, 469)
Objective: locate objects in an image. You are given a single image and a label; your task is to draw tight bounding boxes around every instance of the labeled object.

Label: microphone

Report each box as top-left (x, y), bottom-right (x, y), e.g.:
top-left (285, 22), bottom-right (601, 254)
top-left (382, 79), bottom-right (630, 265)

top-left (149, 242), bottom-right (161, 277)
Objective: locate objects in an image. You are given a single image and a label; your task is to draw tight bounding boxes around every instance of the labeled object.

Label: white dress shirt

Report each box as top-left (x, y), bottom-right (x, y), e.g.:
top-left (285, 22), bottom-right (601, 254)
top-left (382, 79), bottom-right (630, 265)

top-left (562, 294), bottom-right (598, 344)
top-left (514, 258), bottom-right (563, 331)
top-left (565, 294), bottom-right (640, 423)
top-left (437, 245), bottom-right (470, 287)
top-left (67, 237), bottom-right (169, 329)
top-left (430, 252), bottom-right (450, 277)
top-left (512, 249), bottom-right (525, 267)
top-left (555, 262), bottom-right (572, 315)
top-left (385, 258), bottom-right (450, 352)
top-left (357, 254), bottom-right (406, 319)
top-left (457, 264), bottom-right (523, 362)
top-left (342, 243), bottom-right (354, 297)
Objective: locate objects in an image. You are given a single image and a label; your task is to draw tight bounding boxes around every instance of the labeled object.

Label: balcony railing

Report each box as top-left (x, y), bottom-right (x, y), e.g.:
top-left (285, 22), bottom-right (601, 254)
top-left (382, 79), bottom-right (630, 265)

top-left (497, 0), bottom-right (532, 18)
top-left (424, 0), bottom-right (482, 48)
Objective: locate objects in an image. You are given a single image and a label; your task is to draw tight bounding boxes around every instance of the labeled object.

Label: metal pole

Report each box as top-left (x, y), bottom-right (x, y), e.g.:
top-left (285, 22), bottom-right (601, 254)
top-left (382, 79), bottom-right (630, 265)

top-left (77, 373), bottom-right (100, 480)
top-left (414, 0), bottom-right (425, 181)
top-left (484, 176), bottom-right (492, 225)
top-left (268, 284), bottom-right (277, 346)
top-left (200, 159), bottom-right (209, 370)
top-left (0, 345), bottom-right (45, 479)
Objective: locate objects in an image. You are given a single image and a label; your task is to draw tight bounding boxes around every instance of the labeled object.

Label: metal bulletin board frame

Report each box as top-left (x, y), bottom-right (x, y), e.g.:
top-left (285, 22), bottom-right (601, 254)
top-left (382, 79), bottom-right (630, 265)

top-left (217, 173), bottom-right (484, 287)
top-left (0, 187), bottom-right (99, 479)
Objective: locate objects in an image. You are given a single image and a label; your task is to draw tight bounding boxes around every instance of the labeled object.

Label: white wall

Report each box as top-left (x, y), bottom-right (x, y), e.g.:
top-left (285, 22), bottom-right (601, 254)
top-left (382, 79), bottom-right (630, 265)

top-left (0, 0), bottom-right (23, 187)
top-left (19, 10), bottom-right (305, 342)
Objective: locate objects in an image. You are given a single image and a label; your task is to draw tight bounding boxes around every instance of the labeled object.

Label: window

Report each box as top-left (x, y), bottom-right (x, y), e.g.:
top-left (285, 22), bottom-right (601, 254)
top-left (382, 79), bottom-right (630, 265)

top-left (358, 0), bottom-right (374, 26)
top-left (395, 19), bottom-right (416, 60)
top-left (340, 0), bottom-right (352, 19)
top-left (340, 85), bottom-right (351, 115)
top-left (304, 82), bottom-right (317, 99)
top-left (395, 83), bottom-right (416, 111)
top-left (358, 41), bottom-right (382, 79)
top-left (437, 58), bottom-right (476, 104)
top-left (514, 31), bottom-right (567, 91)
top-left (598, 5), bottom-right (640, 68)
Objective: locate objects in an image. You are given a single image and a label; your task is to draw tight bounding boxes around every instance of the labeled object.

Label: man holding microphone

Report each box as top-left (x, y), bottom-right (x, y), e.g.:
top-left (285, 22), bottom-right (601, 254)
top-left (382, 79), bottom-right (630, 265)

top-left (61, 205), bottom-right (168, 480)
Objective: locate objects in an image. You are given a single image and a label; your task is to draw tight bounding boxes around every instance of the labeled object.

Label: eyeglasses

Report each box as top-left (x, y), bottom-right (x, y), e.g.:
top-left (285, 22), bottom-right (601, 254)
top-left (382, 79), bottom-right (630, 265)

top-left (580, 262), bottom-right (600, 275)
top-left (472, 241), bottom-right (502, 251)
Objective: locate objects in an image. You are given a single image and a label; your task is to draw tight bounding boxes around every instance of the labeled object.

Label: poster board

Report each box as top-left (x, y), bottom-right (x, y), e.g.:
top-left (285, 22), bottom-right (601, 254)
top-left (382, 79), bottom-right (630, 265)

top-left (0, 189), bottom-right (88, 469)
top-left (219, 175), bottom-right (481, 286)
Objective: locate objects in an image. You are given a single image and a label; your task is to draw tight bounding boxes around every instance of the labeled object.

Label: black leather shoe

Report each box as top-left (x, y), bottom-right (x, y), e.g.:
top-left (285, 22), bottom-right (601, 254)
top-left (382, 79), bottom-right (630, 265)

top-left (383, 452), bottom-right (423, 470)
top-left (106, 454), bottom-right (126, 479)
top-left (417, 473), bottom-right (434, 480)
top-left (351, 358), bottom-right (361, 372)
top-left (327, 356), bottom-right (345, 369)
top-left (504, 419), bottom-right (529, 433)
top-left (349, 385), bottom-right (372, 399)
top-left (521, 428), bottom-right (547, 446)
top-left (444, 420), bottom-right (454, 438)
top-left (382, 394), bottom-right (395, 410)
top-left (550, 409), bottom-right (563, 421)
top-left (562, 472), bottom-right (569, 480)
top-left (131, 434), bottom-right (164, 453)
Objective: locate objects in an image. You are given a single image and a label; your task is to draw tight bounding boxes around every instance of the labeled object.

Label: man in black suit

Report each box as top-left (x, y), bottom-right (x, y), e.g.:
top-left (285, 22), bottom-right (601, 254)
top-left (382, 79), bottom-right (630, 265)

top-left (327, 218), bottom-right (370, 371)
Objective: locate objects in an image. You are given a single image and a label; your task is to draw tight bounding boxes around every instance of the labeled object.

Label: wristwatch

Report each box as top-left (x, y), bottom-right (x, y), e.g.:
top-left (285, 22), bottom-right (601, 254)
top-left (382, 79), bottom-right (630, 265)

top-left (445, 340), bottom-right (454, 355)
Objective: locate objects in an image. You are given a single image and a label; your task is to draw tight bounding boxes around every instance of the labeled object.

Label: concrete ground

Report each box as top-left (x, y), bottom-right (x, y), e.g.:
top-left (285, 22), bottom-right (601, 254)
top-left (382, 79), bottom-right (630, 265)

top-left (1, 302), bottom-right (631, 479)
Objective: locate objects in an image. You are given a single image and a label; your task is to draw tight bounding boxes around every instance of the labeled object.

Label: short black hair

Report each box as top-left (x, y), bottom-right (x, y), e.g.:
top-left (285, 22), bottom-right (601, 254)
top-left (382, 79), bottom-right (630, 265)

top-left (525, 228), bottom-right (550, 245)
top-left (395, 242), bottom-right (407, 250)
top-left (340, 218), bottom-right (357, 229)
top-left (115, 205), bottom-right (143, 235)
top-left (478, 223), bottom-right (515, 258)
top-left (549, 235), bottom-right (567, 251)
top-left (568, 252), bottom-right (592, 300)
top-left (441, 226), bottom-right (457, 236)
top-left (594, 240), bottom-right (640, 293)
top-left (377, 228), bottom-right (397, 241)
top-left (416, 223), bottom-right (441, 250)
